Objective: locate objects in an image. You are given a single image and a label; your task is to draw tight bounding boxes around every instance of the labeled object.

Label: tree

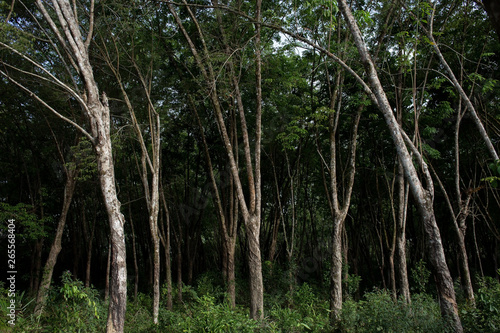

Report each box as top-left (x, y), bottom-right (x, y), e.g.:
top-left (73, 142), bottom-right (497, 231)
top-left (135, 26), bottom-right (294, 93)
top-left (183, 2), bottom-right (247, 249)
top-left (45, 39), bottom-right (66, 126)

top-left (34, 132), bottom-right (79, 316)
top-left (1, 1), bottom-right (127, 331)
top-left (337, 0), bottom-right (463, 331)
top-left (165, 0), bottom-right (265, 318)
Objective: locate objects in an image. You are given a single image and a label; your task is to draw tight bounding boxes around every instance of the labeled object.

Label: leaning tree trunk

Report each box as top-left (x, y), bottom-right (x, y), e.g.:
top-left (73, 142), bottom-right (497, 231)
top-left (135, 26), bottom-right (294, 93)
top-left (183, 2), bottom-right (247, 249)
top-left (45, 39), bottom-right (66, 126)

top-left (338, 0), bottom-right (462, 331)
top-left (34, 166), bottom-right (77, 316)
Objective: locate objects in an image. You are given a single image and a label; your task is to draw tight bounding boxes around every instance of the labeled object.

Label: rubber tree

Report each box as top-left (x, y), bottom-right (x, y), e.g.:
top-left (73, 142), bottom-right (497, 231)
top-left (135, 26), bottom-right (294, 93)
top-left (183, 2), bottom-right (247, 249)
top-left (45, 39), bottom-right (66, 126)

top-left (34, 136), bottom-right (78, 316)
top-left (165, 0), bottom-right (265, 318)
top-left (0, 1), bottom-right (127, 331)
top-left (338, 0), bottom-right (463, 331)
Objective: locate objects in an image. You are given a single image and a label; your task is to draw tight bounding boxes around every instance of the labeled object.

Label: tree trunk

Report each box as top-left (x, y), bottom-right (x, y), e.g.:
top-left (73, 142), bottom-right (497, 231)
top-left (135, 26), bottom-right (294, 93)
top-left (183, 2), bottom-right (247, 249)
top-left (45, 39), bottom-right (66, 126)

top-left (338, 1), bottom-right (462, 331)
top-left (168, 0), bottom-right (264, 318)
top-left (396, 162), bottom-right (411, 303)
top-left (330, 212), bottom-right (346, 320)
top-left (129, 202), bottom-right (139, 301)
top-left (85, 208), bottom-right (96, 288)
top-left (247, 215), bottom-right (264, 319)
top-left (98, 146), bottom-right (127, 333)
top-left (34, 167), bottom-right (77, 315)
top-left (457, 215), bottom-right (474, 303)
top-left (105, 240), bottom-right (111, 302)
top-left (176, 225), bottom-right (183, 303)
top-left (30, 2), bottom-right (128, 331)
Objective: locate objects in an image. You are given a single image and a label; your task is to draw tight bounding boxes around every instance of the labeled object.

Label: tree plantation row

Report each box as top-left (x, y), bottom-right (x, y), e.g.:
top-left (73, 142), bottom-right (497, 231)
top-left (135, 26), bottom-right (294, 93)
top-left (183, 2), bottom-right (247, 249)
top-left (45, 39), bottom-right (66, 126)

top-left (1, 0), bottom-right (500, 332)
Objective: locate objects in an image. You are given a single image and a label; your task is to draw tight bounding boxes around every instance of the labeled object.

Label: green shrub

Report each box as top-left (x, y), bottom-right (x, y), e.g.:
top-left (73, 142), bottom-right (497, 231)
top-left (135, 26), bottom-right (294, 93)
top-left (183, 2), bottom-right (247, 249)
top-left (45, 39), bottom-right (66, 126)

top-left (460, 275), bottom-right (500, 332)
top-left (125, 294), bottom-right (154, 333)
top-left (38, 271), bottom-right (106, 332)
top-left (340, 289), bottom-right (451, 333)
top-left (411, 260), bottom-right (431, 294)
top-left (176, 293), bottom-right (259, 332)
top-left (268, 283), bottom-right (331, 332)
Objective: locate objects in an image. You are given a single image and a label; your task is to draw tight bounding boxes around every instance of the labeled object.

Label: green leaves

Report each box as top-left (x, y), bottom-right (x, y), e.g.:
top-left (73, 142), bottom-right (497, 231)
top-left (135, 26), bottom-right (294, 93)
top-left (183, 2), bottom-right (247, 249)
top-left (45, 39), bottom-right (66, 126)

top-left (0, 202), bottom-right (47, 240)
top-left (483, 160), bottom-right (500, 188)
top-left (277, 118), bottom-right (309, 150)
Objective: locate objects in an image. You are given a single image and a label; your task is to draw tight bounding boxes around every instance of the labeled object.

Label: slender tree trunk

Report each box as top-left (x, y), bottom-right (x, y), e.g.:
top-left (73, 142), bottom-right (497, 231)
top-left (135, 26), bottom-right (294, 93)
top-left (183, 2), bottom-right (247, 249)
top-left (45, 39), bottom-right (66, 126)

top-left (129, 202), bottom-right (139, 301)
top-left (168, 0), bottom-right (264, 318)
top-left (396, 162), bottom-right (411, 303)
top-left (456, 218), bottom-right (474, 302)
top-left (85, 210), bottom-right (96, 288)
top-left (34, 167), bottom-right (77, 315)
top-left (31, 2), bottom-right (128, 331)
top-left (176, 224), bottom-right (183, 303)
top-left (160, 189), bottom-right (173, 310)
top-left (105, 241), bottom-right (111, 302)
top-left (94, 99), bottom-right (127, 333)
top-left (247, 215), bottom-right (264, 318)
top-left (338, 1), bottom-right (462, 331)
top-left (330, 211), bottom-right (346, 319)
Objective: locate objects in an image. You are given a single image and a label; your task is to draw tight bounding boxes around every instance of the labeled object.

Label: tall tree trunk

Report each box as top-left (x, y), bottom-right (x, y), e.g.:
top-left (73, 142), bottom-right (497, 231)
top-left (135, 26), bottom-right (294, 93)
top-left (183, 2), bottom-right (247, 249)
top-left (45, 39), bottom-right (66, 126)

top-left (104, 240), bottom-right (111, 302)
top-left (85, 207), bottom-right (96, 288)
top-left (34, 166), bottom-right (77, 315)
top-left (338, 1), bottom-right (462, 330)
top-left (246, 215), bottom-right (264, 318)
top-left (396, 162), bottom-right (411, 303)
top-left (322, 65), bottom-right (361, 320)
top-left (160, 189), bottom-right (173, 310)
top-left (129, 201), bottom-right (139, 301)
top-left (97, 134), bottom-right (127, 333)
top-left (330, 211), bottom-right (347, 320)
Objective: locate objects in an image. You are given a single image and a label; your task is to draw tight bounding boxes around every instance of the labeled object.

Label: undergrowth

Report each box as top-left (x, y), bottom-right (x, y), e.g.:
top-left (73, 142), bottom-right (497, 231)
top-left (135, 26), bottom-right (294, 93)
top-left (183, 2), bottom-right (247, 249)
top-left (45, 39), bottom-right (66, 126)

top-left (1, 271), bottom-right (499, 332)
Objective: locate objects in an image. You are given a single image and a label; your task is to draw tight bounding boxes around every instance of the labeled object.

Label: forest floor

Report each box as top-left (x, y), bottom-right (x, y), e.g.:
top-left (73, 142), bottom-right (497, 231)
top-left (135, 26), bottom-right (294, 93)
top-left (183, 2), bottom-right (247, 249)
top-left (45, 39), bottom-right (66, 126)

top-left (1, 269), bottom-right (499, 332)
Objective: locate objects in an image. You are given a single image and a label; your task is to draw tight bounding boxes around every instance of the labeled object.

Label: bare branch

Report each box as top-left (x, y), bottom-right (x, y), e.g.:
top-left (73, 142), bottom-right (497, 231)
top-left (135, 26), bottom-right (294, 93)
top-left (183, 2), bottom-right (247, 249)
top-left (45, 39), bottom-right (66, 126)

top-left (0, 69), bottom-right (94, 143)
top-left (5, 0), bottom-right (15, 23)
top-left (85, 0), bottom-right (95, 50)
top-left (0, 41), bottom-right (89, 112)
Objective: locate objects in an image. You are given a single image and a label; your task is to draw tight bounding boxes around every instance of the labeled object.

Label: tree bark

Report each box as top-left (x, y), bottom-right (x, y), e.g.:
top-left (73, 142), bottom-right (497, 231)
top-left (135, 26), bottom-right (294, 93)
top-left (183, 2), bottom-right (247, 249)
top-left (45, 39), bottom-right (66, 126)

top-left (85, 207), bottom-right (96, 288)
top-left (104, 240), bottom-right (111, 302)
top-left (128, 201), bottom-right (139, 301)
top-left (160, 188), bottom-right (173, 310)
top-left (396, 162), bottom-right (411, 303)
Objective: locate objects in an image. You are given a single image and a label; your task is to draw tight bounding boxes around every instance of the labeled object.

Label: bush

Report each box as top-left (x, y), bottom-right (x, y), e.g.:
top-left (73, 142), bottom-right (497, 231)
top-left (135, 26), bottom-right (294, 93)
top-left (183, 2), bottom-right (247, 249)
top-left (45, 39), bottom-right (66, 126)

top-left (460, 275), bottom-right (500, 332)
top-left (33, 271), bottom-right (106, 332)
top-left (340, 289), bottom-right (451, 333)
top-left (175, 294), bottom-right (259, 332)
top-left (268, 283), bottom-right (331, 332)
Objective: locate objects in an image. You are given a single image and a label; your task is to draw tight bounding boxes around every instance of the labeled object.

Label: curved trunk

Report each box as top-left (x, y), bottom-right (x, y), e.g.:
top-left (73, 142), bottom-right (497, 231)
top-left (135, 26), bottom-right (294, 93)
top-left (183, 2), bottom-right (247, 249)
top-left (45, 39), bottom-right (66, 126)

top-left (34, 168), bottom-right (77, 316)
top-left (338, 0), bottom-right (462, 331)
